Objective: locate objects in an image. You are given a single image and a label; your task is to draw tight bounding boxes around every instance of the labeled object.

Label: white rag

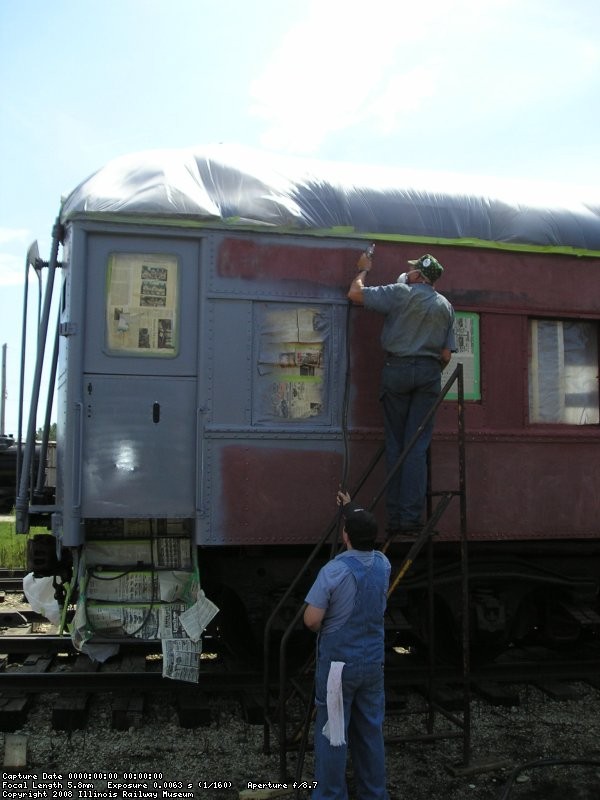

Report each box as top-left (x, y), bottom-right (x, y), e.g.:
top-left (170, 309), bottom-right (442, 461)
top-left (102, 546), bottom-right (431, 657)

top-left (322, 661), bottom-right (346, 747)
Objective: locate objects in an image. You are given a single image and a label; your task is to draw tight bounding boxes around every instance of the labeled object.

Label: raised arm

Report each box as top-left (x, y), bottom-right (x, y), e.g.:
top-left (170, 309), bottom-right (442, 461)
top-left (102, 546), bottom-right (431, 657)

top-left (347, 251), bottom-right (372, 305)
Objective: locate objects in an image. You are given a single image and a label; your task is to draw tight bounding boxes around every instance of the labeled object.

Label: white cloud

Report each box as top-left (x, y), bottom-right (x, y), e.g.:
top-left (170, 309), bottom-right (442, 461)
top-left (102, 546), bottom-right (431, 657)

top-left (366, 66), bottom-right (438, 134)
top-left (248, 0), bottom-right (600, 154)
top-left (0, 227), bottom-right (30, 246)
top-left (248, 0), bottom-right (502, 151)
top-left (248, 0), bottom-right (419, 152)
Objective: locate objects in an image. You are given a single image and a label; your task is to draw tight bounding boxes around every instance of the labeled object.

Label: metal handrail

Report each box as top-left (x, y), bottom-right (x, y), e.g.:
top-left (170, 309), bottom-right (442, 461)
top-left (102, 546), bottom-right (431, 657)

top-left (16, 219), bottom-right (63, 534)
top-left (266, 364), bottom-right (467, 780)
top-left (261, 444), bottom-right (385, 756)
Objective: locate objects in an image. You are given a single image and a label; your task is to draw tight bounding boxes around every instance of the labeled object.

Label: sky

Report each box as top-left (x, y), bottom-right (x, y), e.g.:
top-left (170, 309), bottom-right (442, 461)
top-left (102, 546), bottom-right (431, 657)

top-left (1, 0), bottom-right (599, 437)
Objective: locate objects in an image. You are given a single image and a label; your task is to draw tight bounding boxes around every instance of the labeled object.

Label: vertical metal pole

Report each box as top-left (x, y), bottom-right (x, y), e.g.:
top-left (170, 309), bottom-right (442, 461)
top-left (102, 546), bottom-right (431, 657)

top-left (16, 244), bottom-right (36, 494)
top-left (425, 449), bottom-right (435, 734)
top-left (426, 533), bottom-right (435, 734)
top-left (278, 602), bottom-right (306, 781)
top-left (1, 343), bottom-right (6, 435)
top-left (457, 363), bottom-right (471, 765)
top-left (35, 317), bottom-right (60, 496)
top-left (16, 221), bottom-right (62, 533)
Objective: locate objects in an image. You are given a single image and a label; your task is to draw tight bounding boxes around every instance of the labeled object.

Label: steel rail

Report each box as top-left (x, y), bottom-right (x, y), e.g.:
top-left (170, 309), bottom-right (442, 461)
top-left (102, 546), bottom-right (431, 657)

top-left (1, 636), bottom-right (598, 692)
top-left (0, 667), bottom-right (263, 693)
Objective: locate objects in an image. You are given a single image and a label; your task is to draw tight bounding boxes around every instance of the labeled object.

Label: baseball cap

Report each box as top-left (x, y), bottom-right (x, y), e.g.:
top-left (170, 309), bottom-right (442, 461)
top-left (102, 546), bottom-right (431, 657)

top-left (407, 254), bottom-right (444, 283)
top-left (342, 503), bottom-right (378, 546)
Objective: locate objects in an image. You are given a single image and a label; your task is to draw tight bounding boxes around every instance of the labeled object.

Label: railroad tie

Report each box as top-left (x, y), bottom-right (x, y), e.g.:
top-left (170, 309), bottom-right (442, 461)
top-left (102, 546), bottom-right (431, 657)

top-left (176, 689), bottom-right (211, 728)
top-left (0, 652), bottom-right (53, 731)
top-left (51, 655), bottom-right (100, 731)
top-left (104, 653), bottom-right (148, 730)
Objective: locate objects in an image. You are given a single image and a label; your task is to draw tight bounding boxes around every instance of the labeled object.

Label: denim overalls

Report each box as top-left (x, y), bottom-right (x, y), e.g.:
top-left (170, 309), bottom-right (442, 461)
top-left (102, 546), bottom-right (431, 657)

top-left (313, 552), bottom-right (389, 800)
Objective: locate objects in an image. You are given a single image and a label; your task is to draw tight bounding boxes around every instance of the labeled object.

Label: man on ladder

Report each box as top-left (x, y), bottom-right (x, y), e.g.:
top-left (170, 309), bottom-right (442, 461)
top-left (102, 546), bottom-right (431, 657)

top-left (348, 249), bottom-right (456, 536)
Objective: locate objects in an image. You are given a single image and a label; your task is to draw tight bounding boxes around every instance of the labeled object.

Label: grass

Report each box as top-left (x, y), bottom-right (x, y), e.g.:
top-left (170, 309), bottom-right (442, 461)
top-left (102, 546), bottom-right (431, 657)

top-left (0, 517), bottom-right (52, 570)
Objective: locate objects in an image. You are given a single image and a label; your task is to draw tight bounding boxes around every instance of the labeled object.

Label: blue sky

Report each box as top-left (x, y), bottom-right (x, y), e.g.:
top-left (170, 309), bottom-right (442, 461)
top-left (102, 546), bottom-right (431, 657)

top-left (1, 0), bottom-right (599, 436)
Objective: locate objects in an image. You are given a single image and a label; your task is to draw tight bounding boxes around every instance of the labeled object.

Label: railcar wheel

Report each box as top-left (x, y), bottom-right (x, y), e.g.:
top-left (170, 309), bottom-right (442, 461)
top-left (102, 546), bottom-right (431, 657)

top-left (405, 590), bottom-right (513, 663)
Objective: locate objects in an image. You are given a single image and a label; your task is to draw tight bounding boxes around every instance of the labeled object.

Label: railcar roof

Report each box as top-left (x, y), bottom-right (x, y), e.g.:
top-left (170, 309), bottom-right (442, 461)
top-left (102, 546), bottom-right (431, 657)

top-left (60, 144), bottom-right (600, 256)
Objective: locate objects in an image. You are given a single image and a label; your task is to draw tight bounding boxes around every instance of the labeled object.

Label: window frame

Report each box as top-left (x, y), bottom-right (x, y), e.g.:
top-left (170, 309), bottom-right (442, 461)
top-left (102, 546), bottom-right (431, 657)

top-left (528, 316), bottom-right (599, 426)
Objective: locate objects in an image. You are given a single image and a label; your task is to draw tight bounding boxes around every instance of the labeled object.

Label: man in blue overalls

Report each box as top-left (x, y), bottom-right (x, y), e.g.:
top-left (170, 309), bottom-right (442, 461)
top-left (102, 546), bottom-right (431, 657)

top-left (304, 492), bottom-right (391, 800)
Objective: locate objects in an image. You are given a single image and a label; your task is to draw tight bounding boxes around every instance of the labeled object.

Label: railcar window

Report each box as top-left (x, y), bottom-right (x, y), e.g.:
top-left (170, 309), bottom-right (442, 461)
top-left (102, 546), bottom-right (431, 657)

top-left (253, 303), bottom-right (331, 424)
top-left (104, 252), bottom-right (179, 357)
top-left (529, 319), bottom-right (599, 424)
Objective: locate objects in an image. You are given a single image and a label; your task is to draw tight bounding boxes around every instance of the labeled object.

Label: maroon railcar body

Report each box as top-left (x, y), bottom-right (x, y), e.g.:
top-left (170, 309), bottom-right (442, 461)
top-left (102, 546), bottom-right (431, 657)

top-left (215, 236), bottom-right (599, 545)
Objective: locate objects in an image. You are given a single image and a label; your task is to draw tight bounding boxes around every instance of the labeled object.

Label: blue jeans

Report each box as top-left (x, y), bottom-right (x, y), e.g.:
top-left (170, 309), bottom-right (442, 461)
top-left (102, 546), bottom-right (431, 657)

top-left (313, 661), bottom-right (388, 800)
top-left (380, 356), bottom-right (441, 527)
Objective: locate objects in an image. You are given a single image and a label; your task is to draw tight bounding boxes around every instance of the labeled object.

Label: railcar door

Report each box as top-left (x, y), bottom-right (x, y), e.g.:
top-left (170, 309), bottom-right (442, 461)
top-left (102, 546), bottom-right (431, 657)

top-left (81, 374), bottom-right (196, 516)
top-left (76, 233), bottom-right (200, 519)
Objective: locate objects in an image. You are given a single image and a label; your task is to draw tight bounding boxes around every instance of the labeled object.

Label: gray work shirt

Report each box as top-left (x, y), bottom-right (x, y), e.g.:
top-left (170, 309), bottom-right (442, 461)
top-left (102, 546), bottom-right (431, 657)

top-left (362, 282), bottom-right (456, 357)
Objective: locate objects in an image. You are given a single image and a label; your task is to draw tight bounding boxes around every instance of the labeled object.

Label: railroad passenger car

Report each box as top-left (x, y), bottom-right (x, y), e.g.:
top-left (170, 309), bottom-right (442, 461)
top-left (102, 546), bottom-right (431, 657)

top-left (16, 146), bottom-right (600, 659)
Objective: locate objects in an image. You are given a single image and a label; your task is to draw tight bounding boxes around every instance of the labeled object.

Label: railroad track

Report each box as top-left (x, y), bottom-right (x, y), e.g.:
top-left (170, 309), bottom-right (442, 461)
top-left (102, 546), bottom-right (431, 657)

top-left (0, 568), bottom-right (26, 592)
top-left (2, 632), bottom-right (598, 682)
top-left (2, 608), bottom-right (598, 799)
top-left (0, 643), bottom-right (596, 799)
top-left (0, 632), bottom-right (267, 732)
top-left (2, 590), bottom-right (599, 740)
top-left (0, 639), bottom-right (260, 692)
top-left (1, 631), bottom-right (598, 709)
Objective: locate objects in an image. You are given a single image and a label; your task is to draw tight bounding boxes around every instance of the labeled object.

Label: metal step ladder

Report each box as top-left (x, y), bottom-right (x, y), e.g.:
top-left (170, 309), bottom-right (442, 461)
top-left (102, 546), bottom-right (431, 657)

top-left (262, 364), bottom-right (471, 785)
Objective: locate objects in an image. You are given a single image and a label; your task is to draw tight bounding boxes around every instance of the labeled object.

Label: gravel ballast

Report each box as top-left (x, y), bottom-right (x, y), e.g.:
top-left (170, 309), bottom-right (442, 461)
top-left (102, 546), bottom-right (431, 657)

top-left (2, 679), bottom-right (600, 799)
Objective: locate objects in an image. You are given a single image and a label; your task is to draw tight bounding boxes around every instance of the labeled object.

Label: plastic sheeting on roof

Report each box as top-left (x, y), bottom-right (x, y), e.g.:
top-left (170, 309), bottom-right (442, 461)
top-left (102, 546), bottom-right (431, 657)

top-left (60, 144), bottom-right (600, 252)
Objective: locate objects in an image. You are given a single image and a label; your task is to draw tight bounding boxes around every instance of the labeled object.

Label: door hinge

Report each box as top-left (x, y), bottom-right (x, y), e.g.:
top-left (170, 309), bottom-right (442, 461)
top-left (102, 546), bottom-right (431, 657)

top-left (59, 322), bottom-right (77, 336)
